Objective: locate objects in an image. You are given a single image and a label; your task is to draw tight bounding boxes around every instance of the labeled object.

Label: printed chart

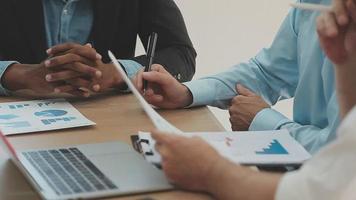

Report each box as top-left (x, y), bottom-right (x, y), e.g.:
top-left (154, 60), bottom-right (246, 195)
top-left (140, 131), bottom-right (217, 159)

top-left (0, 99), bottom-right (95, 135)
top-left (173, 130), bottom-right (311, 165)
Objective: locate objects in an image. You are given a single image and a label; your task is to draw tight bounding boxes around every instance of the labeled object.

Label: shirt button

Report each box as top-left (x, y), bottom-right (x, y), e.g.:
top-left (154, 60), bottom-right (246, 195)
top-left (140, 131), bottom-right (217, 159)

top-left (177, 74), bottom-right (181, 80)
top-left (63, 9), bottom-right (68, 15)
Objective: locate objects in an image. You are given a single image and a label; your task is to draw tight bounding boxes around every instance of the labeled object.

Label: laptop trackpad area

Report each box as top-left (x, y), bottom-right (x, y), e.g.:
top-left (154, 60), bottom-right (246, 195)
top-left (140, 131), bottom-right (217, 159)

top-left (77, 141), bottom-right (172, 192)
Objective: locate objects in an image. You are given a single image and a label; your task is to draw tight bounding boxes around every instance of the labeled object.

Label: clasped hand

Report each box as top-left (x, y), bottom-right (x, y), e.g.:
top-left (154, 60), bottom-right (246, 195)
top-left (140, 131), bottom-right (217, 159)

top-left (18, 43), bottom-right (124, 97)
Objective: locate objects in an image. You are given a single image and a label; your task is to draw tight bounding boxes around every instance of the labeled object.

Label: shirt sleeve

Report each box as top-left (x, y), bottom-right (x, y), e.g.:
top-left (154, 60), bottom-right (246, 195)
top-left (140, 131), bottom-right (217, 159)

top-left (184, 7), bottom-right (300, 109)
top-left (119, 59), bottom-right (143, 79)
top-left (0, 61), bottom-right (18, 96)
top-left (275, 108), bottom-right (356, 200)
top-left (249, 105), bottom-right (340, 154)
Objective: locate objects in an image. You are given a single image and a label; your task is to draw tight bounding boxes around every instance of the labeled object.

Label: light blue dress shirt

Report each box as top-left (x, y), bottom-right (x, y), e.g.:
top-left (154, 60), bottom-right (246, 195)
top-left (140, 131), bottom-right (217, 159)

top-left (184, 0), bottom-right (339, 154)
top-left (0, 0), bottom-right (142, 95)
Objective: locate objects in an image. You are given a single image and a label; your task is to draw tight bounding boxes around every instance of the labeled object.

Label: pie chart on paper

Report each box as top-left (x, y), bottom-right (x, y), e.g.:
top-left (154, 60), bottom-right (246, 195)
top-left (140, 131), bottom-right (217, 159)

top-left (34, 110), bottom-right (68, 117)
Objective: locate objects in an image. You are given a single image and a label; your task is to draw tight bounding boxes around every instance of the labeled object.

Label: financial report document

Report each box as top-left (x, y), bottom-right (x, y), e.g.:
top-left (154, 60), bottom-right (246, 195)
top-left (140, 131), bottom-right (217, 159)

top-left (0, 99), bottom-right (95, 135)
top-left (138, 130), bottom-right (311, 166)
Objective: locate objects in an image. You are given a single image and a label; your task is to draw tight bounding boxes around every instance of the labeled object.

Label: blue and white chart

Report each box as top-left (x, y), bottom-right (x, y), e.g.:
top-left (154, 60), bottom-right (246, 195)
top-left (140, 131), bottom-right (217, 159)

top-left (0, 99), bottom-right (95, 135)
top-left (138, 130), bottom-right (311, 166)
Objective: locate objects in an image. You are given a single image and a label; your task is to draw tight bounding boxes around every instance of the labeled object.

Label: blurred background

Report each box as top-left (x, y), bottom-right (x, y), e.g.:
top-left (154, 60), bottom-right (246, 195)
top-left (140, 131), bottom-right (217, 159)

top-left (137, 0), bottom-right (294, 130)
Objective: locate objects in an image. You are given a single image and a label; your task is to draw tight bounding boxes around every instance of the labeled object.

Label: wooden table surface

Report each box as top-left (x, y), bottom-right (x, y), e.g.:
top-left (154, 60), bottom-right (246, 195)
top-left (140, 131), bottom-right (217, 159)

top-left (0, 93), bottom-right (225, 200)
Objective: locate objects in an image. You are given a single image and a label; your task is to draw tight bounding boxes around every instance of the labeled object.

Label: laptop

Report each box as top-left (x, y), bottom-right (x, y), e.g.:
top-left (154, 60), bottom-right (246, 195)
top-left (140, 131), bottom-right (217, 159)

top-left (0, 132), bottom-right (172, 200)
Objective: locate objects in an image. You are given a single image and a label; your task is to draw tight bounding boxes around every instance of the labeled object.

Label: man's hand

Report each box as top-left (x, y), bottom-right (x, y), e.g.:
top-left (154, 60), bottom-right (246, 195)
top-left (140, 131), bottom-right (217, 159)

top-left (151, 130), bottom-right (228, 192)
top-left (2, 62), bottom-right (90, 97)
top-left (317, 0), bottom-right (356, 117)
top-left (47, 43), bottom-right (125, 93)
top-left (133, 64), bottom-right (193, 109)
top-left (229, 85), bottom-right (270, 131)
top-left (317, 0), bottom-right (356, 65)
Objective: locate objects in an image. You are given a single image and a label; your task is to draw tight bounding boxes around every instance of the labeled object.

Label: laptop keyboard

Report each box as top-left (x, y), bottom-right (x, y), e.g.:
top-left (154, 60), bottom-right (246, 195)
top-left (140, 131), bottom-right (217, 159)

top-left (22, 148), bottom-right (118, 196)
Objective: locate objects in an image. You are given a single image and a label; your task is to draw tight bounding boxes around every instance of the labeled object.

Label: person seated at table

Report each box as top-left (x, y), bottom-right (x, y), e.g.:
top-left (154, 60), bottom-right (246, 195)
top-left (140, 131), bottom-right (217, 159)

top-left (134, 0), bottom-right (351, 154)
top-left (149, 1), bottom-right (356, 199)
top-left (0, 0), bottom-right (196, 97)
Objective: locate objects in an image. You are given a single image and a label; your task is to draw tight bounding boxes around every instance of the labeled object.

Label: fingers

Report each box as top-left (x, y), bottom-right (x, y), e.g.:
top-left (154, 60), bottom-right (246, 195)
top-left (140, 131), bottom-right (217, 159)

top-left (151, 64), bottom-right (169, 74)
top-left (52, 84), bottom-right (91, 98)
top-left (324, 12), bottom-right (340, 37)
top-left (65, 78), bottom-right (92, 89)
top-left (67, 45), bottom-right (102, 61)
top-left (142, 71), bottom-right (173, 86)
top-left (144, 89), bottom-right (164, 104)
top-left (134, 69), bottom-right (144, 92)
top-left (316, 12), bottom-right (341, 45)
top-left (346, 0), bottom-right (356, 21)
top-left (333, 0), bottom-right (350, 25)
top-left (236, 84), bottom-right (255, 96)
top-left (45, 70), bottom-right (82, 82)
top-left (53, 84), bottom-right (77, 93)
top-left (67, 89), bottom-right (91, 98)
top-left (317, 13), bottom-right (332, 45)
top-left (47, 43), bottom-right (101, 60)
top-left (46, 58), bottom-right (102, 78)
top-left (47, 43), bottom-right (81, 55)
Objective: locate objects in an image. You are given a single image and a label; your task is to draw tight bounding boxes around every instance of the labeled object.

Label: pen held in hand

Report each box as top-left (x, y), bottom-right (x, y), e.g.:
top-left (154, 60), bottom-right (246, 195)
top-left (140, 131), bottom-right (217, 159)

top-left (143, 32), bottom-right (158, 94)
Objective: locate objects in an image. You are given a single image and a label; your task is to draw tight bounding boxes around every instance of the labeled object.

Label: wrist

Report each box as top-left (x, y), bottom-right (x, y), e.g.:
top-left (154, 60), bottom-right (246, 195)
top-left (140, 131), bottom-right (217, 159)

top-left (180, 85), bottom-right (193, 107)
top-left (205, 157), bottom-right (236, 194)
top-left (2, 63), bottom-right (29, 91)
top-left (107, 63), bottom-right (127, 90)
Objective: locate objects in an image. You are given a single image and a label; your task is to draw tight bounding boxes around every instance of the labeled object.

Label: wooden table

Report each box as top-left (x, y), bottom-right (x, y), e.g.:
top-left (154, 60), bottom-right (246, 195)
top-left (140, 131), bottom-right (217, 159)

top-left (0, 93), bottom-right (225, 200)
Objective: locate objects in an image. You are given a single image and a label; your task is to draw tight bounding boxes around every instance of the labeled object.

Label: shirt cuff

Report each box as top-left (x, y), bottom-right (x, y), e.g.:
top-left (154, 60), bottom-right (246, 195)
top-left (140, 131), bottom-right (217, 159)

top-left (118, 59), bottom-right (143, 79)
top-left (249, 108), bottom-right (291, 131)
top-left (0, 61), bottom-right (18, 96)
top-left (183, 79), bottom-right (216, 107)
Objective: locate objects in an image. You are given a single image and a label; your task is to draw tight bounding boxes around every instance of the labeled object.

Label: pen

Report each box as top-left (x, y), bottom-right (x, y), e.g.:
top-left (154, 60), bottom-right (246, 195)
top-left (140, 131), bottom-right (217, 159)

top-left (290, 2), bottom-right (332, 12)
top-left (143, 32), bottom-right (158, 94)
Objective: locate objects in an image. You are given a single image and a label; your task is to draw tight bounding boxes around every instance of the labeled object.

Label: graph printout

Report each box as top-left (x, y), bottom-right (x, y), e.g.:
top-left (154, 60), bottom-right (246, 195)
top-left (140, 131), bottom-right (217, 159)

top-left (139, 130), bottom-right (311, 166)
top-left (0, 99), bottom-right (95, 135)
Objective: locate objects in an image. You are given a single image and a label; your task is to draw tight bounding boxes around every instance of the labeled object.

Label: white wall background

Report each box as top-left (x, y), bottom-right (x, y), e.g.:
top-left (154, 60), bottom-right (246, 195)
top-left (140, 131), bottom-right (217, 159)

top-left (137, 0), bottom-right (295, 130)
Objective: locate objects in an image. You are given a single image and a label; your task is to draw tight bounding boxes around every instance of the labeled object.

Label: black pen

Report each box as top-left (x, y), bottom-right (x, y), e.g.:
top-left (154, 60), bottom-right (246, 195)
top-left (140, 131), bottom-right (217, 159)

top-left (144, 32), bottom-right (158, 93)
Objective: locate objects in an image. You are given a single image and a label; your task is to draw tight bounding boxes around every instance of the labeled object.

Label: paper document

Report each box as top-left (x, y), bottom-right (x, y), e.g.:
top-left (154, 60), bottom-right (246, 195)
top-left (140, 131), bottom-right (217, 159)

top-left (138, 130), bottom-right (311, 166)
top-left (0, 99), bottom-right (95, 135)
top-left (108, 51), bottom-right (182, 134)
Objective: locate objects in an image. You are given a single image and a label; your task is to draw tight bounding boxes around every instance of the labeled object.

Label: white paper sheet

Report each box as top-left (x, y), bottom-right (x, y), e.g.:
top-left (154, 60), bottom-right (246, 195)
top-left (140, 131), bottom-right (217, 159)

top-left (0, 99), bottom-right (95, 135)
top-left (108, 51), bottom-right (182, 134)
top-left (138, 130), bottom-right (311, 166)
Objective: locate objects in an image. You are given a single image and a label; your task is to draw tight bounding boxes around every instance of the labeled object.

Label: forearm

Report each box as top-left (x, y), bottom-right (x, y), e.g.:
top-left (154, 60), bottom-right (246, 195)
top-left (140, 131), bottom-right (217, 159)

top-left (334, 64), bottom-right (356, 119)
top-left (2, 63), bottom-right (29, 91)
top-left (207, 159), bottom-right (281, 200)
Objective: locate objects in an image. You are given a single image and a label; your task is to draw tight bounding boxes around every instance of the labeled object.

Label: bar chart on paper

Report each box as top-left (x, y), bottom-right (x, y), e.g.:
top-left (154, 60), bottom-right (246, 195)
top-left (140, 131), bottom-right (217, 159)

top-left (178, 130), bottom-right (311, 166)
top-left (255, 139), bottom-right (289, 155)
top-left (0, 99), bottom-right (95, 135)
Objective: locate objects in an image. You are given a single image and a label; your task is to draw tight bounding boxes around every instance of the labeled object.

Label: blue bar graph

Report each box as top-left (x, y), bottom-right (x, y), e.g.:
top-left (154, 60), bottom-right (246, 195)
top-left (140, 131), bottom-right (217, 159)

top-left (41, 117), bottom-right (76, 125)
top-left (37, 102), bottom-right (56, 107)
top-left (255, 139), bottom-right (289, 155)
top-left (8, 104), bottom-right (30, 109)
top-left (0, 121), bottom-right (31, 128)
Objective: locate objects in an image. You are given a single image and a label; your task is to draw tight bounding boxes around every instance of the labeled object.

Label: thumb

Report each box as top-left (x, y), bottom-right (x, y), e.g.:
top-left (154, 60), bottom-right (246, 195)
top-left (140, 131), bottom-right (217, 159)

top-left (236, 84), bottom-right (255, 96)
